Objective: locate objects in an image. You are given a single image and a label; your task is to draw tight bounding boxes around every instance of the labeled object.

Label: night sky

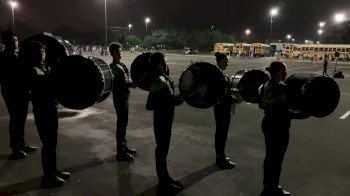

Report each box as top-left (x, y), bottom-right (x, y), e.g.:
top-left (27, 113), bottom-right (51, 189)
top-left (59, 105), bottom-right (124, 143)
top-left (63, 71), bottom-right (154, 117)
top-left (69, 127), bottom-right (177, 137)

top-left (0, 0), bottom-right (349, 41)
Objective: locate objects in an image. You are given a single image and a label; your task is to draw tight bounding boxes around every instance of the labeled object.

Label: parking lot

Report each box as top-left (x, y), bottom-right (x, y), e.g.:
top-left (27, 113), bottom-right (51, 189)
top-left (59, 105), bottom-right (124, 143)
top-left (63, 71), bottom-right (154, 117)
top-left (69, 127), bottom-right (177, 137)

top-left (1, 52), bottom-right (350, 196)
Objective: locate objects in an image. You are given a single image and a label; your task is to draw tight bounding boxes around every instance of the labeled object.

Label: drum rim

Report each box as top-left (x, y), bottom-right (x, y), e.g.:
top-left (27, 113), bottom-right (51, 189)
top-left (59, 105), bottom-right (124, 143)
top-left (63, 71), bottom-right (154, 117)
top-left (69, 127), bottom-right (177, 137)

top-left (179, 61), bottom-right (226, 108)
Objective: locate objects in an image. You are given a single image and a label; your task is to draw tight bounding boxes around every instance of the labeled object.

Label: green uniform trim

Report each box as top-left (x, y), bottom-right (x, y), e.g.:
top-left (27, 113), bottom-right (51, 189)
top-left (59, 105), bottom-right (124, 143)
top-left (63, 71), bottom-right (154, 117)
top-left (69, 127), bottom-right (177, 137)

top-left (33, 67), bottom-right (48, 76)
top-left (150, 76), bottom-right (167, 92)
top-left (110, 63), bottom-right (125, 76)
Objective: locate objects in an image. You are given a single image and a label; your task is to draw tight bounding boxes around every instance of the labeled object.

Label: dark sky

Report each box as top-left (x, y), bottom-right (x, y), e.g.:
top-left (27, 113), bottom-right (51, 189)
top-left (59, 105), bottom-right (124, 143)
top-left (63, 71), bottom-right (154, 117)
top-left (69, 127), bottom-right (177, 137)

top-left (0, 0), bottom-right (349, 41)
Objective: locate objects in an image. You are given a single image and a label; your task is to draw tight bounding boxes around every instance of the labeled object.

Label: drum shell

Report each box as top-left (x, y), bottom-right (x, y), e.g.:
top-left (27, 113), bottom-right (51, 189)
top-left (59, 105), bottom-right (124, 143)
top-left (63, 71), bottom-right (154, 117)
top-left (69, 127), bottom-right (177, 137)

top-left (54, 55), bottom-right (113, 110)
top-left (130, 52), bottom-right (153, 91)
top-left (285, 73), bottom-right (340, 118)
top-left (21, 33), bottom-right (74, 67)
top-left (231, 69), bottom-right (269, 103)
top-left (179, 62), bottom-right (226, 108)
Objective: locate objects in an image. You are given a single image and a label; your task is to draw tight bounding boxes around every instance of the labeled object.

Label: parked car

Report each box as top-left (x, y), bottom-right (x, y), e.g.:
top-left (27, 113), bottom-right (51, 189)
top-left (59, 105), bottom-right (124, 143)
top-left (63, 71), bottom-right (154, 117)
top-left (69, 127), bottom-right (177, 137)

top-left (183, 47), bottom-right (198, 54)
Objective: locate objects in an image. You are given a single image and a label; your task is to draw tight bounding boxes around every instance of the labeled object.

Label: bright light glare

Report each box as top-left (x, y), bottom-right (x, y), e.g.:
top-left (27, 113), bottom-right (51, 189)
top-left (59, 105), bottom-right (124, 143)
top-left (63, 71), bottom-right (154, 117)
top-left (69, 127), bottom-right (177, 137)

top-left (334, 13), bottom-right (345, 23)
top-left (270, 8), bottom-right (278, 16)
top-left (9, 1), bottom-right (18, 8)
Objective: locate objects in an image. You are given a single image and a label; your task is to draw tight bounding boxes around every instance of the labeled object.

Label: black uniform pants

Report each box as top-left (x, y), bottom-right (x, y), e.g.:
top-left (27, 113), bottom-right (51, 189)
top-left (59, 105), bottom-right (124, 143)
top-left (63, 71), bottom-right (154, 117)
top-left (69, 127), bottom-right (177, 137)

top-left (214, 102), bottom-right (231, 160)
top-left (154, 108), bottom-right (174, 182)
top-left (1, 90), bottom-right (29, 150)
top-left (34, 107), bottom-right (58, 177)
top-left (261, 117), bottom-right (290, 187)
top-left (114, 97), bottom-right (129, 153)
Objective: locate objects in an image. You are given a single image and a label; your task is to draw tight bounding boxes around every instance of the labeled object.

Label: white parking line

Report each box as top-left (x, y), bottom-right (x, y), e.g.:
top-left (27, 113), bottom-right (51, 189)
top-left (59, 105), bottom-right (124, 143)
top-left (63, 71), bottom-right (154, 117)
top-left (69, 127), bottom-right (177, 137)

top-left (341, 93), bottom-right (350, 96)
top-left (340, 110), bottom-right (350, 119)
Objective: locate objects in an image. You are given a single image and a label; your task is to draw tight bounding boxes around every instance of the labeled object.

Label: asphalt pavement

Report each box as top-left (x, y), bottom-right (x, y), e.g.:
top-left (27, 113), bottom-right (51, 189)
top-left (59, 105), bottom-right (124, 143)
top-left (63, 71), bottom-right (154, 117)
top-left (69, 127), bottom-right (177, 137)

top-left (0, 52), bottom-right (349, 196)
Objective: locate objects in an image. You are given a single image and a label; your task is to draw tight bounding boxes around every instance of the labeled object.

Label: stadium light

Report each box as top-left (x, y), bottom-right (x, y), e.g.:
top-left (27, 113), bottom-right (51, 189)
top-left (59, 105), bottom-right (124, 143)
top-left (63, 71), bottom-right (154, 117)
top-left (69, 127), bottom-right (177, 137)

top-left (128, 24), bottom-right (132, 35)
top-left (334, 13), bottom-right (345, 23)
top-left (319, 22), bottom-right (325, 28)
top-left (145, 17), bottom-right (151, 36)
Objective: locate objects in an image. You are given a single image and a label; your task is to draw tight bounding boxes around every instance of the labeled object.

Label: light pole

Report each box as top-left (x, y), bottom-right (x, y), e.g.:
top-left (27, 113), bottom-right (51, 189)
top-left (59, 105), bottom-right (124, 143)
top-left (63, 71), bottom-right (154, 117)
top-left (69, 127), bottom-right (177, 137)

top-left (269, 8), bottom-right (278, 42)
top-left (9, 1), bottom-right (18, 33)
top-left (145, 17), bottom-right (150, 36)
top-left (128, 24), bottom-right (132, 35)
top-left (104, 0), bottom-right (107, 47)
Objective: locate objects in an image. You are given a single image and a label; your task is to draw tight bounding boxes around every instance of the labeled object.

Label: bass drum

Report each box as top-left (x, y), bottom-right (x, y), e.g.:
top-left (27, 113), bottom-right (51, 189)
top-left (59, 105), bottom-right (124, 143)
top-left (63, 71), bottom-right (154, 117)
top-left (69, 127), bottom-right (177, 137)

top-left (179, 62), bottom-right (226, 108)
top-left (130, 52), bottom-right (153, 91)
top-left (21, 32), bottom-right (74, 67)
top-left (54, 55), bottom-right (113, 110)
top-left (231, 69), bottom-right (269, 103)
top-left (285, 72), bottom-right (340, 118)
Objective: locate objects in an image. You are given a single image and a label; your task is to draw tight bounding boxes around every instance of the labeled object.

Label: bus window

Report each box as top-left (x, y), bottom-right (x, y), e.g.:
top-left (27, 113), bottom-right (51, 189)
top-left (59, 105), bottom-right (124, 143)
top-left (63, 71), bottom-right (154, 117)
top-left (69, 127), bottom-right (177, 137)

top-left (325, 48), bottom-right (328, 51)
top-left (315, 48), bottom-right (319, 51)
top-left (346, 48), bottom-right (350, 52)
top-left (302, 47), bottom-right (305, 51)
top-left (306, 47), bottom-right (309, 51)
top-left (341, 48), bottom-right (345, 52)
top-left (333, 48), bottom-right (336, 51)
top-left (319, 48), bottom-right (324, 51)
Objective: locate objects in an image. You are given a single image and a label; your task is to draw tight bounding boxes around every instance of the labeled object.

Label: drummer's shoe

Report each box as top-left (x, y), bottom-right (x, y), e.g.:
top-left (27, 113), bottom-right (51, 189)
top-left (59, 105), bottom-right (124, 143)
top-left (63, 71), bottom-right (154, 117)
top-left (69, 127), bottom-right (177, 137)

top-left (116, 152), bottom-right (134, 162)
top-left (55, 170), bottom-right (71, 180)
top-left (21, 145), bottom-right (38, 153)
top-left (216, 157), bottom-right (236, 170)
top-left (157, 178), bottom-right (184, 195)
top-left (123, 146), bottom-right (137, 155)
top-left (260, 186), bottom-right (291, 196)
top-left (9, 149), bottom-right (27, 160)
top-left (40, 175), bottom-right (65, 189)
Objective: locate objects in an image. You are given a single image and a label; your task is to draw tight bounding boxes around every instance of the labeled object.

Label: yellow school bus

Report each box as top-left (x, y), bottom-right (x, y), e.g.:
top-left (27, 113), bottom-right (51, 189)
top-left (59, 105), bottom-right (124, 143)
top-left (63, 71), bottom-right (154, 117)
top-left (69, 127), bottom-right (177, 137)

top-left (232, 43), bottom-right (251, 56)
top-left (250, 43), bottom-right (271, 57)
top-left (285, 44), bottom-right (350, 60)
top-left (281, 43), bottom-right (297, 56)
top-left (214, 43), bottom-right (234, 55)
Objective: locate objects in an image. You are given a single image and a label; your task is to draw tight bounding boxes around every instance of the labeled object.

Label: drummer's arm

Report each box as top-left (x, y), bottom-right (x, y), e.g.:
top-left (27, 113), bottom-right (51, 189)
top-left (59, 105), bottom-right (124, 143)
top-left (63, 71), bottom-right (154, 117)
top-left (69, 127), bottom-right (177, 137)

top-left (146, 79), bottom-right (166, 110)
top-left (113, 68), bottom-right (129, 93)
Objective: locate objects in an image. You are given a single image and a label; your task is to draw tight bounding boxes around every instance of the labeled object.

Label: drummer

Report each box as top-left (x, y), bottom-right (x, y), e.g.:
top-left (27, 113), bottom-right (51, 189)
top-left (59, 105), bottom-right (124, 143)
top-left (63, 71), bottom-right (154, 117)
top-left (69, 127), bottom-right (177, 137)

top-left (146, 52), bottom-right (184, 194)
top-left (213, 52), bottom-right (236, 169)
top-left (108, 42), bottom-right (137, 161)
top-left (21, 41), bottom-right (70, 188)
